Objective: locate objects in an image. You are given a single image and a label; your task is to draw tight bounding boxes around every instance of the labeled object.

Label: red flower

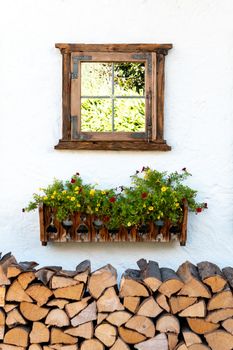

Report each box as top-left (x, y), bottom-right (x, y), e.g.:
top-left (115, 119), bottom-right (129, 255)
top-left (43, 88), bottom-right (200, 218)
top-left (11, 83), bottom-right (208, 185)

top-left (109, 196), bottom-right (116, 203)
top-left (71, 178), bottom-right (76, 183)
top-left (103, 216), bottom-right (110, 222)
top-left (196, 207), bottom-right (202, 213)
top-left (141, 192), bottom-right (148, 199)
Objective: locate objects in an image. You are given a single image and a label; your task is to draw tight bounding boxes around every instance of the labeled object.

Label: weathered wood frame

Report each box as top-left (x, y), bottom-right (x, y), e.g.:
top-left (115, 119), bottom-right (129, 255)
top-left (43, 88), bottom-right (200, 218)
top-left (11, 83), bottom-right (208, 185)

top-left (55, 44), bottom-right (172, 151)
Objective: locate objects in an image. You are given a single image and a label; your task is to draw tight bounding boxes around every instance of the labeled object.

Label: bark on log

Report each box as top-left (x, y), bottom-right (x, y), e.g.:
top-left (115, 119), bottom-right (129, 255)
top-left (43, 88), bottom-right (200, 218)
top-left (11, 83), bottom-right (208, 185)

top-left (137, 259), bottom-right (162, 292)
top-left (159, 268), bottom-right (184, 297)
top-left (119, 269), bottom-right (149, 297)
top-left (0, 253), bottom-right (17, 285)
top-left (197, 261), bottom-right (227, 293)
top-left (222, 267), bottom-right (233, 289)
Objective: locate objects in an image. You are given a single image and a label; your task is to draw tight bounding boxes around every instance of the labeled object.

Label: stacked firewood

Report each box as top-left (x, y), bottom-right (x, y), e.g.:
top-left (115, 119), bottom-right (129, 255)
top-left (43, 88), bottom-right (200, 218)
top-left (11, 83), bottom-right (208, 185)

top-left (0, 253), bottom-right (233, 350)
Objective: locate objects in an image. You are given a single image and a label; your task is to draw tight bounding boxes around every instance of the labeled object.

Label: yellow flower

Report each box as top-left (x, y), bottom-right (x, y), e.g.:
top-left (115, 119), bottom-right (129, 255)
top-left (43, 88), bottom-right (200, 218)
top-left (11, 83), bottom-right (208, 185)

top-left (101, 191), bottom-right (106, 195)
top-left (95, 208), bottom-right (99, 212)
top-left (76, 203), bottom-right (81, 208)
top-left (53, 191), bottom-right (57, 195)
top-left (97, 203), bottom-right (101, 207)
top-left (43, 196), bottom-right (48, 200)
top-left (51, 195), bottom-right (55, 199)
top-left (143, 204), bottom-right (146, 208)
top-left (62, 190), bottom-right (67, 194)
top-left (127, 222), bottom-right (131, 227)
top-left (157, 215), bottom-right (160, 219)
top-left (90, 189), bottom-right (95, 196)
top-left (74, 186), bottom-right (79, 191)
top-left (175, 203), bottom-right (180, 207)
top-left (67, 196), bottom-right (70, 199)
top-left (70, 197), bottom-right (75, 201)
top-left (161, 186), bottom-right (167, 192)
top-left (148, 206), bottom-right (154, 211)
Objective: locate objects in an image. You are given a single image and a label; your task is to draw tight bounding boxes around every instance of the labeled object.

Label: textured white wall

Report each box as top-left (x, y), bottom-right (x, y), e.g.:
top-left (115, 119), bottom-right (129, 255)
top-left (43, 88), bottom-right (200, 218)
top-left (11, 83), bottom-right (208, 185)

top-left (0, 0), bottom-right (232, 275)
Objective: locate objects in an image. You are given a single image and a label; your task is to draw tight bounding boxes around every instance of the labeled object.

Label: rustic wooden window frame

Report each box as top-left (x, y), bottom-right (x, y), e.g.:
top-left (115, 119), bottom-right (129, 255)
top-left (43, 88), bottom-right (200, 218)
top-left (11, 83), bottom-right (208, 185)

top-left (55, 44), bottom-right (172, 151)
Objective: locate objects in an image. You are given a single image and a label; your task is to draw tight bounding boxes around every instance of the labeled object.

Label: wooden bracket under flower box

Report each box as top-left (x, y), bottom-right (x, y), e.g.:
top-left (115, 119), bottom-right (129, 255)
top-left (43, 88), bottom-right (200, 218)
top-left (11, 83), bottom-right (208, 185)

top-left (39, 200), bottom-right (188, 246)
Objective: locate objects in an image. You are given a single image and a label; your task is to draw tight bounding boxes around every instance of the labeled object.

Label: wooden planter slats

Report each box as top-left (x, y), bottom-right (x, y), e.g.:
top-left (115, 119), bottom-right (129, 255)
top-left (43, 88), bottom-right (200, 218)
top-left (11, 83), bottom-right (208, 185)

top-left (39, 201), bottom-right (188, 246)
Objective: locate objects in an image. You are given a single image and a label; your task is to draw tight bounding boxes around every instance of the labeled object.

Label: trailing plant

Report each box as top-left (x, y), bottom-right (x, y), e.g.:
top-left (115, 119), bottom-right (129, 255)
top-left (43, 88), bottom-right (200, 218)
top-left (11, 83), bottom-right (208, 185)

top-left (24, 168), bottom-right (207, 229)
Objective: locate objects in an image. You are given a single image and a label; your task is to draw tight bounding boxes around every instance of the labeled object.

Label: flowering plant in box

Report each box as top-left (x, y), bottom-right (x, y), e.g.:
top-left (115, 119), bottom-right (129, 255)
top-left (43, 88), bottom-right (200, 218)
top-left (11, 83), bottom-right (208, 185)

top-left (24, 168), bottom-right (207, 230)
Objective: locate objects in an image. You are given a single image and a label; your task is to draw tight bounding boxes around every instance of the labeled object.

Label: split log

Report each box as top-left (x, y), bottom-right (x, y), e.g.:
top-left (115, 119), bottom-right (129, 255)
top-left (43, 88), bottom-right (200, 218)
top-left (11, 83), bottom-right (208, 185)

top-left (159, 268), bottom-right (184, 297)
top-left (65, 321), bottom-right (93, 339)
top-left (26, 284), bottom-right (53, 306)
top-left (17, 272), bottom-right (36, 290)
top-left (110, 337), bottom-right (130, 350)
top-left (206, 308), bottom-right (233, 323)
top-left (170, 296), bottom-right (197, 314)
top-left (182, 328), bottom-right (202, 346)
top-left (97, 312), bottom-right (108, 324)
top-left (222, 267), bottom-right (233, 289)
top-left (4, 304), bottom-right (17, 312)
top-left (51, 276), bottom-right (79, 289)
top-left (137, 259), bottom-right (162, 292)
top-left (0, 345), bottom-right (26, 350)
top-left (197, 261), bottom-right (227, 293)
top-left (45, 309), bottom-right (70, 327)
top-left (50, 328), bottom-right (77, 345)
top-left (74, 260), bottom-right (91, 284)
top-left (156, 314), bottom-right (180, 334)
top-left (71, 301), bottom-right (97, 327)
top-left (97, 287), bottom-right (124, 312)
top-left (95, 323), bottom-right (117, 347)
top-left (49, 346), bottom-right (78, 350)
top-left (54, 283), bottom-right (84, 300)
top-left (20, 302), bottom-right (49, 321)
top-left (65, 296), bottom-right (91, 318)
top-left (35, 268), bottom-right (57, 286)
top-left (178, 300), bottom-right (206, 318)
top-left (88, 264), bottom-right (117, 299)
top-left (0, 286), bottom-right (6, 306)
top-left (106, 311), bottom-right (132, 326)
top-left (204, 330), bottom-right (233, 350)
top-left (174, 343), bottom-right (188, 350)
top-left (80, 339), bottom-right (104, 350)
top-left (118, 326), bottom-right (146, 344)
top-left (123, 296), bottom-right (140, 313)
top-left (207, 289), bottom-right (233, 310)
top-left (4, 327), bottom-right (29, 347)
top-left (28, 344), bottom-right (42, 350)
top-left (125, 315), bottom-right (155, 337)
top-left (137, 296), bottom-right (163, 318)
top-left (29, 322), bottom-right (49, 343)
top-left (6, 308), bottom-right (27, 328)
top-left (6, 280), bottom-right (33, 302)
top-left (188, 345), bottom-right (211, 350)
top-left (156, 293), bottom-right (170, 312)
top-left (222, 318), bottom-right (233, 335)
top-left (120, 269), bottom-right (149, 297)
top-left (177, 262), bottom-right (211, 298)
top-left (47, 299), bottom-right (69, 309)
top-left (0, 308), bottom-right (5, 339)
top-left (187, 318), bottom-right (219, 334)
top-left (168, 332), bottom-right (178, 350)
top-left (0, 253), bottom-right (17, 285)
top-left (134, 333), bottom-right (168, 350)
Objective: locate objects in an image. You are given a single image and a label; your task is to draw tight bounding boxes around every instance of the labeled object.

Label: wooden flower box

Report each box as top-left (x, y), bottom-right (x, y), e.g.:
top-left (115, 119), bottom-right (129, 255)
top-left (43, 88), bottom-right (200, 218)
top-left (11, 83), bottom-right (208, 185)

top-left (39, 200), bottom-right (188, 246)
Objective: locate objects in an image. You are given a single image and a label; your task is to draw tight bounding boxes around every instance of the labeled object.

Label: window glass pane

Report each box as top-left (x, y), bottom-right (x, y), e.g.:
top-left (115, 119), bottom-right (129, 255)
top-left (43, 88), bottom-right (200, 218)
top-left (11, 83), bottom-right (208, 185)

top-left (114, 98), bottom-right (145, 132)
top-left (81, 63), bottom-right (112, 96)
top-left (114, 63), bottom-right (145, 96)
top-left (81, 98), bottom-right (112, 132)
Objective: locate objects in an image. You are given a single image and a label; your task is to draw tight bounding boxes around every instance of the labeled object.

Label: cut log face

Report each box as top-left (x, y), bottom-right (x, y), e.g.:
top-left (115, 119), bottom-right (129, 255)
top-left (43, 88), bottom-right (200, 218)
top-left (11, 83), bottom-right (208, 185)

top-left (50, 328), bottom-right (77, 345)
top-left (137, 259), bottom-right (162, 292)
top-left (207, 290), bottom-right (233, 311)
top-left (0, 308), bottom-right (5, 339)
top-left (168, 332), bottom-right (178, 350)
top-left (6, 308), bottom-right (27, 328)
top-left (156, 314), bottom-right (180, 334)
top-left (51, 276), bottom-right (79, 289)
top-left (125, 315), bottom-right (155, 337)
top-left (71, 301), bottom-right (97, 327)
top-left (35, 269), bottom-right (56, 286)
top-left (29, 322), bottom-right (50, 343)
top-left (6, 281), bottom-right (33, 303)
top-left (182, 329), bottom-right (202, 346)
top-left (159, 268), bottom-right (184, 297)
top-left (174, 343), bottom-right (188, 350)
top-left (137, 296), bottom-right (163, 318)
top-left (97, 312), bottom-right (108, 324)
top-left (0, 253), bottom-right (17, 285)
top-left (97, 287), bottom-right (124, 313)
top-left (47, 299), bottom-right (69, 309)
top-left (119, 270), bottom-right (149, 298)
top-left (0, 286), bottom-right (6, 306)
top-left (187, 318), bottom-right (219, 334)
top-left (204, 330), bottom-right (233, 350)
top-left (88, 264), bottom-right (117, 299)
top-left (178, 300), bottom-right (206, 318)
top-left (95, 323), bottom-right (117, 347)
top-left (65, 297), bottom-right (91, 318)
top-left (54, 284), bottom-right (84, 300)
top-left (206, 308), bottom-right (233, 323)
top-left (170, 296), bottom-right (197, 314)
top-left (156, 293), bottom-right (170, 312)
top-left (123, 296), bottom-right (140, 313)
top-left (65, 321), bottom-right (93, 339)
top-left (80, 339), bottom-right (104, 350)
top-left (118, 326), bottom-right (146, 344)
top-left (29, 344), bottom-right (42, 350)
top-left (106, 311), bottom-right (132, 326)
top-left (134, 333), bottom-right (168, 350)
top-left (4, 327), bottom-right (29, 347)
top-left (110, 337), bottom-right (130, 350)
top-left (197, 261), bottom-right (227, 293)
top-left (26, 284), bottom-right (53, 306)
top-left (20, 302), bottom-right (49, 321)
top-left (188, 345), bottom-right (211, 350)
top-left (45, 309), bottom-right (70, 327)
top-left (17, 272), bottom-right (36, 290)
top-left (222, 318), bottom-right (233, 335)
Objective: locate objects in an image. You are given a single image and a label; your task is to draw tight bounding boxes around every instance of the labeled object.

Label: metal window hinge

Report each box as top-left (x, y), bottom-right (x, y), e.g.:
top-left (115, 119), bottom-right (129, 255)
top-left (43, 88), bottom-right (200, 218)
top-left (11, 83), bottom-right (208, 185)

top-left (71, 55), bottom-right (92, 79)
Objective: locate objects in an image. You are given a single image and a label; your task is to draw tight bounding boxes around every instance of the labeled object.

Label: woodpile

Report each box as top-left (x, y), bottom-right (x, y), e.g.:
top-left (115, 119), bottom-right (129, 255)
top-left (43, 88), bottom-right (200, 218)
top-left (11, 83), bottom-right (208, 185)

top-left (0, 254), bottom-right (233, 349)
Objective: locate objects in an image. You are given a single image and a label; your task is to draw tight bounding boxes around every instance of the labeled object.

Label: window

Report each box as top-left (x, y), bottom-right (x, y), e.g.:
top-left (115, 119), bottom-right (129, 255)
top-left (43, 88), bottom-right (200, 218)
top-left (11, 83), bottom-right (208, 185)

top-left (55, 44), bottom-right (172, 151)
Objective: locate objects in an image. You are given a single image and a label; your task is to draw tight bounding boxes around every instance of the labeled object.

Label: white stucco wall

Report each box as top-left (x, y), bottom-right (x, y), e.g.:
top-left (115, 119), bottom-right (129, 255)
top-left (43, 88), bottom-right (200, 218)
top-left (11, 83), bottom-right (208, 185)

top-left (0, 0), bottom-right (232, 274)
